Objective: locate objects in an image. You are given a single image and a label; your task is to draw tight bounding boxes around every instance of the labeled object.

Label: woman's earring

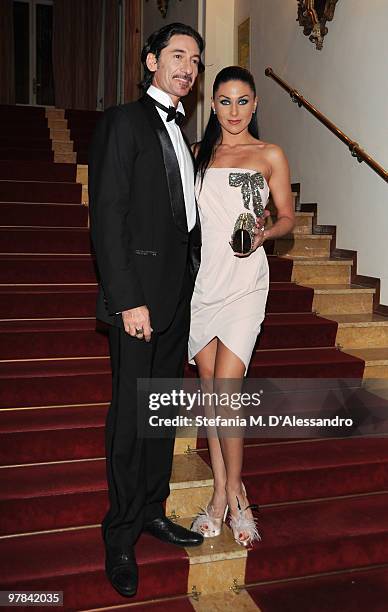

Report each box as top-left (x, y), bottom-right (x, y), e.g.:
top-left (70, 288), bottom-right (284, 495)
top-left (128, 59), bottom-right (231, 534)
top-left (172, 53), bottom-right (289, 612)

top-left (212, 108), bottom-right (216, 115)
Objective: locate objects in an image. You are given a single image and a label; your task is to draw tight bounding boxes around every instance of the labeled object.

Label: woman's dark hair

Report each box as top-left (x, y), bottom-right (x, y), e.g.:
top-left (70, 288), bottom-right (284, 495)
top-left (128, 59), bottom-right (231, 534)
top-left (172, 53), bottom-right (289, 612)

top-left (140, 22), bottom-right (205, 91)
top-left (195, 66), bottom-right (259, 189)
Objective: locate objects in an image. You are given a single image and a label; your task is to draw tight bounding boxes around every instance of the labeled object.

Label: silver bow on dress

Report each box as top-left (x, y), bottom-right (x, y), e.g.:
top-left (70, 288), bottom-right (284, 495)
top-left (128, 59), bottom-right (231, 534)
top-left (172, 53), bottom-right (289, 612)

top-left (229, 172), bottom-right (265, 218)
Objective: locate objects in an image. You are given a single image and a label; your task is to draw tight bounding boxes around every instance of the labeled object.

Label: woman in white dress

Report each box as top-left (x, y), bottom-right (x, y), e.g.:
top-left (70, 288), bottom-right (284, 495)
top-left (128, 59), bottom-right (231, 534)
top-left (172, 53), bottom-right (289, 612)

top-left (190, 66), bottom-right (295, 546)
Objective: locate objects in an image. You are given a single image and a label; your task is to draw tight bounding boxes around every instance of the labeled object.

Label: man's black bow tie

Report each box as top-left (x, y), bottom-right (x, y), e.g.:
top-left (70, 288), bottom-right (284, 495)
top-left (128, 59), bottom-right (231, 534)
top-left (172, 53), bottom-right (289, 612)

top-left (150, 97), bottom-right (184, 126)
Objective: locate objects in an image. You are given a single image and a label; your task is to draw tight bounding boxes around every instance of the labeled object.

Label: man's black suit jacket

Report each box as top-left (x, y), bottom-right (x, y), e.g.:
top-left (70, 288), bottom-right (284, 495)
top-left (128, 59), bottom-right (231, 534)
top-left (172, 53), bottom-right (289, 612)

top-left (88, 95), bottom-right (201, 332)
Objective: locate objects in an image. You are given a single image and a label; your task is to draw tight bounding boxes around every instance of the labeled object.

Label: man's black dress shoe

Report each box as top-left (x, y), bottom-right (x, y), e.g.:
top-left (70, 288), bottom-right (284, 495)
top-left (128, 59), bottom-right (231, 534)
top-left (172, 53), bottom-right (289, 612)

top-left (144, 516), bottom-right (204, 546)
top-left (105, 548), bottom-right (138, 598)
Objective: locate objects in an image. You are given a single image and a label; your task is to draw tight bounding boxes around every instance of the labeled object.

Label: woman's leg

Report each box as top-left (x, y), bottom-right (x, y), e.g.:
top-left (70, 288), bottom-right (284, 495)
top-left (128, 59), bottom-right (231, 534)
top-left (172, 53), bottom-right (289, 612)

top-left (213, 341), bottom-right (257, 543)
top-left (194, 339), bottom-right (227, 518)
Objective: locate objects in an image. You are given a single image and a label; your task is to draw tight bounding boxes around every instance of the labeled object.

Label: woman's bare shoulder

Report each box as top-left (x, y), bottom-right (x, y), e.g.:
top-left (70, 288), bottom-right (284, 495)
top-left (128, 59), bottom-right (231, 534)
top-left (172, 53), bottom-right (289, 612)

top-left (251, 140), bottom-right (283, 154)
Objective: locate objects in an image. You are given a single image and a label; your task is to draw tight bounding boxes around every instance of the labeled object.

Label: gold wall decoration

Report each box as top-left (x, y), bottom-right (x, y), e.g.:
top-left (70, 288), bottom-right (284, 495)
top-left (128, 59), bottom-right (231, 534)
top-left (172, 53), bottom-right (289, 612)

top-left (145, 0), bottom-right (182, 19)
top-left (297, 0), bottom-right (339, 50)
top-left (238, 18), bottom-right (250, 70)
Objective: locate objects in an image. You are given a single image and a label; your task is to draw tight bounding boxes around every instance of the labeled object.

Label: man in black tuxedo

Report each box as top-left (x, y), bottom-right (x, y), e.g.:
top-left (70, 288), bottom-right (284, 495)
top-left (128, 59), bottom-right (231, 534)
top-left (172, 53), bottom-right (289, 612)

top-left (89, 23), bottom-right (204, 597)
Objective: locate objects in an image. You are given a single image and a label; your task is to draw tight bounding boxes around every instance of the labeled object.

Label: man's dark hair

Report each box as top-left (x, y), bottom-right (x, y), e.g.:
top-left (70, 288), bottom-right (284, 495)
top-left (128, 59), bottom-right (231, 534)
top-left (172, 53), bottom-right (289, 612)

top-left (140, 22), bottom-right (205, 91)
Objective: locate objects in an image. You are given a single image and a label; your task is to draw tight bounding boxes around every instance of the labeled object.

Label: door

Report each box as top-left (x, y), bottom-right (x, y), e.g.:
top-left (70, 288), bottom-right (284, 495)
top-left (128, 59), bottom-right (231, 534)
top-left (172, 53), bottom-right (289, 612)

top-left (13, 0), bottom-right (54, 105)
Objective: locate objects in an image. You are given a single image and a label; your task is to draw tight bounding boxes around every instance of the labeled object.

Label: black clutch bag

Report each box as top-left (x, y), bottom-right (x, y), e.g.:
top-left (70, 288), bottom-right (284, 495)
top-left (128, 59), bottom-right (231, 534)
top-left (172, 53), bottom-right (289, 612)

top-left (230, 212), bottom-right (256, 254)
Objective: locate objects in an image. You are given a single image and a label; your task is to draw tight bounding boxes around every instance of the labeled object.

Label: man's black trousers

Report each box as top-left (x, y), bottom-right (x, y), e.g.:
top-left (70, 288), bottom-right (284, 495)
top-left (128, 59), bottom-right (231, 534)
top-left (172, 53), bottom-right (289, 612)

top-left (102, 269), bottom-right (192, 553)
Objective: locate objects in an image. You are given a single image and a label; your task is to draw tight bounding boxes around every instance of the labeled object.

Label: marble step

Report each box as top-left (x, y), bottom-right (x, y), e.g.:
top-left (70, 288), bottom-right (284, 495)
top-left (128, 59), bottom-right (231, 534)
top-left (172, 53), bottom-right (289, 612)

top-left (45, 108), bottom-right (65, 121)
top-left (52, 140), bottom-right (74, 154)
top-left (76, 164), bottom-right (88, 186)
top-left (345, 347), bottom-right (388, 378)
top-left (47, 118), bottom-right (68, 130)
top-left (267, 212), bottom-right (313, 235)
top-left (54, 151), bottom-right (76, 163)
top-left (179, 516), bottom-right (247, 597)
top-left (324, 314), bottom-right (388, 348)
top-left (310, 284), bottom-right (375, 315)
top-left (274, 234), bottom-right (332, 258)
top-left (291, 258), bottom-right (352, 285)
top-left (49, 128), bottom-right (70, 141)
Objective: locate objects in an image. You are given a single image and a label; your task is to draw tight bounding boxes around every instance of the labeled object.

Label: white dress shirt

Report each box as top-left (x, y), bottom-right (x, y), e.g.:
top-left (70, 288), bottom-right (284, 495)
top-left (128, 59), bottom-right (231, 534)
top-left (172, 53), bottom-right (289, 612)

top-left (147, 84), bottom-right (196, 232)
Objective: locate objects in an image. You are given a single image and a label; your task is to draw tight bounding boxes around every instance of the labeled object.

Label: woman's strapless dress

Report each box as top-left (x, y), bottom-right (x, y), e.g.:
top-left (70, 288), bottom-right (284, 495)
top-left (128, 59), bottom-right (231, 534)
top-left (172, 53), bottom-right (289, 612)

top-left (188, 168), bottom-right (270, 374)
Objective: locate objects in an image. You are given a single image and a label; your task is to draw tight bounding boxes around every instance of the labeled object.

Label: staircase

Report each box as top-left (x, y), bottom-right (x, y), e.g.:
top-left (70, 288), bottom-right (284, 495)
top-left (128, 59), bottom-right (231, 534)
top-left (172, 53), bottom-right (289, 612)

top-left (0, 104), bottom-right (388, 612)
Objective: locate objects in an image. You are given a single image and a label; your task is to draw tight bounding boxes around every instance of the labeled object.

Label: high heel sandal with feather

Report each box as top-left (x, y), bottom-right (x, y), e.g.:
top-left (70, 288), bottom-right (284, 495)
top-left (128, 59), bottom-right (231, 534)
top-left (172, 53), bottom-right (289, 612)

top-left (229, 484), bottom-right (261, 547)
top-left (191, 504), bottom-right (229, 538)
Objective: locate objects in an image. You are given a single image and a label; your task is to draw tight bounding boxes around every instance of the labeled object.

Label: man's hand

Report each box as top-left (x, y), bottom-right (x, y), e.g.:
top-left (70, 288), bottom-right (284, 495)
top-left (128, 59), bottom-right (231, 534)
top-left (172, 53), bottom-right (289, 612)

top-left (122, 305), bottom-right (153, 342)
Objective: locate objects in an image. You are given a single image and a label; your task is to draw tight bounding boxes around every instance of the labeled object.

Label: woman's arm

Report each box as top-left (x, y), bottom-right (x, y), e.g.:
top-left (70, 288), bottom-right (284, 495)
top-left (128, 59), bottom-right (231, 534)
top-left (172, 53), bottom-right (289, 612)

top-left (263, 145), bottom-right (295, 241)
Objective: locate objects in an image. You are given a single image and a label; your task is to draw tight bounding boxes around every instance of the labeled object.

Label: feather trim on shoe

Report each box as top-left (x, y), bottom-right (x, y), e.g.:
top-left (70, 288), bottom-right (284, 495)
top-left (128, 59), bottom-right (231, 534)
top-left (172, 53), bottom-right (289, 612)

top-left (191, 505), bottom-right (226, 538)
top-left (229, 501), bottom-right (261, 547)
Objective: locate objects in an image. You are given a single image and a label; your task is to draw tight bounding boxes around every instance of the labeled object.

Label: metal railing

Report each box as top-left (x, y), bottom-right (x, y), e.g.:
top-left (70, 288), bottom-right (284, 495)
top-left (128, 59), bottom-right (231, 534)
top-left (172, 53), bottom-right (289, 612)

top-left (265, 67), bottom-right (388, 183)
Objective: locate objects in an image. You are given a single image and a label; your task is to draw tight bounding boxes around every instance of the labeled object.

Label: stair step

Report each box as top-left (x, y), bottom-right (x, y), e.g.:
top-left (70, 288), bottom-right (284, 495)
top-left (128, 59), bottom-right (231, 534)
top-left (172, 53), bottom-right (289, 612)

top-left (0, 459), bottom-right (108, 534)
top-left (215, 437), bottom-right (388, 505)
top-left (3, 438), bottom-right (388, 535)
top-left (0, 255), bottom-right (291, 286)
top-left (0, 254), bottom-right (97, 283)
top-left (0, 255), bottom-right (291, 285)
top-left (0, 106), bottom-right (46, 121)
top-left (345, 348), bottom-right (388, 378)
top-left (46, 108), bottom-right (65, 120)
top-left (49, 128), bottom-right (70, 141)
top-left (0, 136), bottom-right (51, 148)
top-left (248, 565), bottom-right (388, 612)
top-left (0, 228), bottom-right (91, 254)
top-left (0, 357), bottom-right (111, 408)
top-left (0, 126), bottom-right (51, 139)
top-left (249, 346), bottom-right (364, 378)
top-left (54, 151), bottom-right (77, 163)
top-left (52, 140), bottom-right (74, 154)
top-left (0, 284), bottom-right (97, 318)
top-left (257, 313), bottom-right (337, 350)
top-left (267, 213), bottom-right (313, 234)
top-left (274, 234), bottom-right (332, 258)
top-left (76, 164), bottom-right (88, 185)
top-left (0, 202), bottom-right (88, 227)
top-left (0, 314), bottom-right (337, 361)
top-left (246, 492), bottom-right (388, 583)
top-left (0, 403), bottom-right (106, 465)
top-left (0, 282), bottom-right (313, 320)
top-left (0, 148), bottom-right (54, 161)
top-left (0, 453), bottom-right (210, 534)
top-left (46, 118), bottom-right (67, 130)
top-left (81, 596), bottom-right (199, 611)
top-left (0, 319), bottom-right (107, 359)
top-left (0, 180), bottom-right (81, 203)
top-left (266, 283), bottom-right (314, 313)
top-left (0, 527), bottom-right (190, 609)
top-left (324, 314), bottom-right (388, 349)
top-left (0, 160), bottom-right (77, 182)
top-left (0, 402), bottom-right (194, 466)
top-left (311, 284), bottom-right (375, 315)
top-left (292, 258), bottom-right (352, 284)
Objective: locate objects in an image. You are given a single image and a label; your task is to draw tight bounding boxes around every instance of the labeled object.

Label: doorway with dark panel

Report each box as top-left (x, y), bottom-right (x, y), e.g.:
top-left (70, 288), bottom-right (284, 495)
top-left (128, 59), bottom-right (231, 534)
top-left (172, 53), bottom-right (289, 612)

top-left (13, 0), bottom-right (54, 106)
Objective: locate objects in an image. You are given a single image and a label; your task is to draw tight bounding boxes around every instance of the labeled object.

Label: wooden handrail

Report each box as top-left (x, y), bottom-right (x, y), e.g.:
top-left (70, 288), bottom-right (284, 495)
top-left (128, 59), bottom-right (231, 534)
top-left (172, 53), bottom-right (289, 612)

top-left (265, 67), bottom-right (388, 183)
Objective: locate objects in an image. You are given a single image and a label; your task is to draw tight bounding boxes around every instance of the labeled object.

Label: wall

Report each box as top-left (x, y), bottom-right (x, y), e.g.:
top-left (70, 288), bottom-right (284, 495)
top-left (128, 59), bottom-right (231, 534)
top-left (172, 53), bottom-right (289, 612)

top-left (234, 0), bottom-right (388, 302)
top-left (142, 0), bottom-right (200, 143)
top-left (202, 0), bottom-right (235, 120)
